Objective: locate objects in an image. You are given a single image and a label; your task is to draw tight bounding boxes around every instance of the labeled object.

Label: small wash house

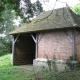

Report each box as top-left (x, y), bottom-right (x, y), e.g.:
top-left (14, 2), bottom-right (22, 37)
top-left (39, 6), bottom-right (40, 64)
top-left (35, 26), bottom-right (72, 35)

top-left (9, 7), bottom-right (80, 69)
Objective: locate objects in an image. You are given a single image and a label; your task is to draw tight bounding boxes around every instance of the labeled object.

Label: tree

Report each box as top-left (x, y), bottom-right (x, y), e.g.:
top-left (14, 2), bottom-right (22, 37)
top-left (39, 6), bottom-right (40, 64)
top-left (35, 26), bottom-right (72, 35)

top-left (0, 0), bottom-right (43, 22)
top-left (69, 2), bottom-right (80, 16)
top-left (0, 10), bottom-right (20, 53)
top-left (33, 0), bottom-right (43, 16)
top-left (0, 0), bottom-right (43, 53)
top-left (18, 0), bottom-right (43, 22)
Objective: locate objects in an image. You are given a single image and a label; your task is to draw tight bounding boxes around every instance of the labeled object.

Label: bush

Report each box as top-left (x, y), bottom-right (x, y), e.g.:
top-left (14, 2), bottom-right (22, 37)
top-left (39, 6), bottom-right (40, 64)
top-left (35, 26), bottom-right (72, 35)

top-left (34, 69), bottom-right (80, 80)
top-left (33, 55), bottom-right (80, 80)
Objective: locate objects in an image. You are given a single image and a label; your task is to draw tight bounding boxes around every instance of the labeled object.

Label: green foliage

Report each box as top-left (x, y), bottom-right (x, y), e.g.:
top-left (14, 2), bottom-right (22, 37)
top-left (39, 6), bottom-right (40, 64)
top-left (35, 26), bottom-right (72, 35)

top-left (1, 53), bottom-right (80, 80)
top-left (45, 54), bottom-right (57, 71)
top-left (0, 37), bottom-right (12, 54)
top-left (0, 0), bottom-right (43, 22)
top-left (33, 54), bottom-right (80, 80)
top-left (0, 10), bottom-right (18, 54)
top-left (71, 3), bottom-right (80, 16)
top-left (66, 57), bottom-right (80, 70)
top-left (0, 0), bottom-right (43, 54)
top-left (0, 53), bottom-right (35, 80)
top-left (34, 69), bottom-right (80, 80)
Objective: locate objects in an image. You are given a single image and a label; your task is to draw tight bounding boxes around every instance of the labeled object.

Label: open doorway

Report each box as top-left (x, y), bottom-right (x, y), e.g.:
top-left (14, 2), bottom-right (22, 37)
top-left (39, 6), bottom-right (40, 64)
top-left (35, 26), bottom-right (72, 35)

top-left (14, 33), bottom-right (36, 65)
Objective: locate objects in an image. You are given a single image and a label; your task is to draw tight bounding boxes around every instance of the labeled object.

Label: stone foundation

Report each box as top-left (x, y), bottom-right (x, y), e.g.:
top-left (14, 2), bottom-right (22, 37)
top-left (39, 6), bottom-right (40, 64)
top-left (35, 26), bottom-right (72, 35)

top-left (33, 58), bottom-right (67, 71)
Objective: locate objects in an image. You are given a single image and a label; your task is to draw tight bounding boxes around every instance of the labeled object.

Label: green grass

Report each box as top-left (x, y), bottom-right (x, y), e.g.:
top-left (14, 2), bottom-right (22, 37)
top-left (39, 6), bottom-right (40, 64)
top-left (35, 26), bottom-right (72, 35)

top-left (0, 53), bottom-right (34, 80)
top-left (1, 53), bottom-right (80, 80)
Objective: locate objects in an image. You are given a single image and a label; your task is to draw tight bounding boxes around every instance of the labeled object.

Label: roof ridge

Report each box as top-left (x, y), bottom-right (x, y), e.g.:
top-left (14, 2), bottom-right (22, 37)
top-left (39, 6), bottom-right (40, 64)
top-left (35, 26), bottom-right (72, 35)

top-left (67, 8), bottom-right (78, 27)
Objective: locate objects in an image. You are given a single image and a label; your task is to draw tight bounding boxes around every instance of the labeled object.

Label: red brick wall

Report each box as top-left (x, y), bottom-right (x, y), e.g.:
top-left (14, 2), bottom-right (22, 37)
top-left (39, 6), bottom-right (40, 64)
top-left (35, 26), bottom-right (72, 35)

top-left (38, 30), bottom-right (72, 60)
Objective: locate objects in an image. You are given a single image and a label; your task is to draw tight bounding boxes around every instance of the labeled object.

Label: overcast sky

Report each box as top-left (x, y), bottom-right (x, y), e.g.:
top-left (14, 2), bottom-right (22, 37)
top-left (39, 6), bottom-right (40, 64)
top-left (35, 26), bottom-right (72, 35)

top-left (31, 0), bottom-right (80, 11)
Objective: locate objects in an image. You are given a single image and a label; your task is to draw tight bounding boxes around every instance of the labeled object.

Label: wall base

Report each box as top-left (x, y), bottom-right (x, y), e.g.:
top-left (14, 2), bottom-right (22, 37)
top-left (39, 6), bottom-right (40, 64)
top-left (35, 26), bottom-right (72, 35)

top-left (33, 58), bottom-right (68, 71)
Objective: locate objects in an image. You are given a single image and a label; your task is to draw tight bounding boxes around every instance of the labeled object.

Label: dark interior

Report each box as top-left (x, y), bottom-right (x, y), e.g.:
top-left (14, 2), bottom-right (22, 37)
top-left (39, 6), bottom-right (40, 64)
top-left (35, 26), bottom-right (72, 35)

top-left (14, 33), bottom-right (35, 65)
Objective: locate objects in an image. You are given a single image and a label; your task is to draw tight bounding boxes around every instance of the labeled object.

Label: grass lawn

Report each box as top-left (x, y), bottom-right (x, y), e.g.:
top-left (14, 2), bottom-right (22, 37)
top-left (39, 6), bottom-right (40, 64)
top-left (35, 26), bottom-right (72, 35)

top-left (1, 53), bottom-right (80, 80)
top-left (0, 53), bottom-right (34, 80)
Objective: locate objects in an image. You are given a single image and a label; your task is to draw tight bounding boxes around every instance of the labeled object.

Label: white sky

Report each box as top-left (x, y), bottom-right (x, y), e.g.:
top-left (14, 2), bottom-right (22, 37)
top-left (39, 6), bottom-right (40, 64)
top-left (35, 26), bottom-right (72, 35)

top-left (31, 0), bottom-right (80, 11)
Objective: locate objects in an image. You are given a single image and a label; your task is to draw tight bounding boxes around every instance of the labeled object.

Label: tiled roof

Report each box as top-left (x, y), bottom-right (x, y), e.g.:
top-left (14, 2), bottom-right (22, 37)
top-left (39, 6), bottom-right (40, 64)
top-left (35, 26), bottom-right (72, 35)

top-left (9, 7), bottom-right (80, 35)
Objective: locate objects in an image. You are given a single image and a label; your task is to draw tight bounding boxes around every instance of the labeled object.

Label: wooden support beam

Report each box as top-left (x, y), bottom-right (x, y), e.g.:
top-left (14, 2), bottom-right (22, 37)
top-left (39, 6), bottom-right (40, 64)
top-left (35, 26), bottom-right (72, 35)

top-left (31, 33), bottom-right (44, 43)
top-left (12, 36), bottom-right (15, 65)
top-left (35, 34), bottom-right (38, 58)
top-left (38, 33), bottom-right (44, 43)
top-left (11, 34), bottom-right (20, 65)
top-left (30, 33), bottom-right (38, 58)
top-left (72, 30), bottom-right (76, 60)
top-left (30, 33), bottom-right (36, 43)
top-left (64, 31), bottom-right (72, 42)
top-left (14, 34), bottom-right (20, 43)
top-left (30, 33), bottom-right (44, 59)
top-left (64, 30), bottom-right (76, 60)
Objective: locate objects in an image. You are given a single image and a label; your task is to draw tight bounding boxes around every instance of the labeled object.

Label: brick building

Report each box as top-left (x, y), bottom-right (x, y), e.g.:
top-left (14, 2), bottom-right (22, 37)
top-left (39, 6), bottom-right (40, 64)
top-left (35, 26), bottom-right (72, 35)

top-left (9, 7), bottom-right (80, 68)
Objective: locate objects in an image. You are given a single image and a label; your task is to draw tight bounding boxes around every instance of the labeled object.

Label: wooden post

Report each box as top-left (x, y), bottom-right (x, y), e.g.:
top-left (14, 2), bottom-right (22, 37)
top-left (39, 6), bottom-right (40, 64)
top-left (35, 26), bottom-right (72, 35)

top-left (72, 29), bottom-right (76, 60)
top-left (31, 33), bottom-right (36, 43)
top-left (64, 29), bottom-right (76, 60)
top-left (11, 36), bottom-right (15, 65)
top-left (11, 34), bottom-right (20, 65)
top-left (35, 34), bottom-right (38, 58)
top-left (30, 33), bottom-right (38, 59)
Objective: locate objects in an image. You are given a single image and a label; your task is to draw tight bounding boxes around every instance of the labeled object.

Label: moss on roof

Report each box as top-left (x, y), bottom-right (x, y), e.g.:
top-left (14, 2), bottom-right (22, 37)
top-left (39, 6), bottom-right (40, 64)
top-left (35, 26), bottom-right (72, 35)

top-left (9, 7), bottom-right (80, 35)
